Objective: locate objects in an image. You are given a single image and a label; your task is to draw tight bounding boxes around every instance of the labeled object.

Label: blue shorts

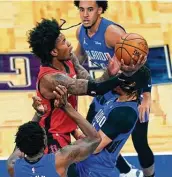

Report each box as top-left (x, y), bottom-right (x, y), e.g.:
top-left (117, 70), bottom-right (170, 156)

top-left (76, 150), bottom-right (119, 177)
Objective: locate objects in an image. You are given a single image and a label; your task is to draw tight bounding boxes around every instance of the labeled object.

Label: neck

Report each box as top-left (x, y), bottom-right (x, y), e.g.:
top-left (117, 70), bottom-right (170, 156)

top-left (26, 151), bottom-right (44, 162)
top-left (87, 17), bottom-right (102, 37)
top-left (52, 58), bottom-right (66, 71)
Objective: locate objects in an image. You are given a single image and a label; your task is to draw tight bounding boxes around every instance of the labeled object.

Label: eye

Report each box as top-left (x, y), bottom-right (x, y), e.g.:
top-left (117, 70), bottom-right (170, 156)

top-left (63, 38), bottom-right (66, 43)
top-left (79, 8), bottom-right (84, 12)
top-left (88, 8), bottom-right (93, 12)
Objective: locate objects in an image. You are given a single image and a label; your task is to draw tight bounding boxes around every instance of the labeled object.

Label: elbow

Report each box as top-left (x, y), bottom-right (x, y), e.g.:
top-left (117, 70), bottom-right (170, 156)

top-left (93, 133), bottom-right (102, 147)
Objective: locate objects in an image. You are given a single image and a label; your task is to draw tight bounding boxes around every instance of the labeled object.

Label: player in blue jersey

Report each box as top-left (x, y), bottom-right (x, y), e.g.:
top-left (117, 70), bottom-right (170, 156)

top-left (74, 1), bottom-right (155, 177)
top-left (7, 85), bottom-right (101, 177)
top-left (75, 66), bottom-right (151, 177)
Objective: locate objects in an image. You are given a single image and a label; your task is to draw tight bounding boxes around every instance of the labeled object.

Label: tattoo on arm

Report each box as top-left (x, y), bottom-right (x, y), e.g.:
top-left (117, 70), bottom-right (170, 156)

top-left (71, 53), bottom-right (93, 81)
top-left (7, 149), bottom-right (23, 176)
top-left (60, 137), bottom-right (99, 164)
top-left (95, 69), bottom-right (110, 82)
top-left (71, 53), bottom-right (110, 82)
top-left (77, 50), bottom-right (89, 65)
top-left (52, 73), bottom-right (88, 95)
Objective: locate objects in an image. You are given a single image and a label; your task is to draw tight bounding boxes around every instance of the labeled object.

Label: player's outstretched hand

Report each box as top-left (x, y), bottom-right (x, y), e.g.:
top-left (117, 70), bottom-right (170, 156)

top-left (32, 96), bottom-right (46, 115)
top-left (53, 85), bottom-right (68, 108)
top-left (107, 53), bottom-right (121, 76)
top-left (121, 54), bottom-right (147, 76)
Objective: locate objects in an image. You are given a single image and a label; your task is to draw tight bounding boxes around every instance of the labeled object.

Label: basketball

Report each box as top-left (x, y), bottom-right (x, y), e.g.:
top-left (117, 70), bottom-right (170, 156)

top-left (115, 33), bottom-right (149, 65)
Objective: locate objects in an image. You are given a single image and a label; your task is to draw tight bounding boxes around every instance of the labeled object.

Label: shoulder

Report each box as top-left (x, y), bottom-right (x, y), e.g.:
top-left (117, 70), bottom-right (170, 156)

top-left (105, 24), bottom-right (126, 48)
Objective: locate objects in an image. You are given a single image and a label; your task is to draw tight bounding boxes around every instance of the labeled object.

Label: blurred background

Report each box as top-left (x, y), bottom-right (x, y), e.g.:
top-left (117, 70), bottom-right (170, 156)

top-left (0, 1), bottom-right (172, 176)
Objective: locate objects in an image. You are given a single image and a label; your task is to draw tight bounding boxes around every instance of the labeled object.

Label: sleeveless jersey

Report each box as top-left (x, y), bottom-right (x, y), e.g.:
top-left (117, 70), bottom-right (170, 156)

top-left (79, 17), bottom-right (127, 108)
top-left (76, 99), bottom-right (139, 177)
top-left (14, 154), bottom-right (60, 177)
top-left (36, 60), bottom-right (77, 148)
top-left (79, 17), bottom-right (125, 69)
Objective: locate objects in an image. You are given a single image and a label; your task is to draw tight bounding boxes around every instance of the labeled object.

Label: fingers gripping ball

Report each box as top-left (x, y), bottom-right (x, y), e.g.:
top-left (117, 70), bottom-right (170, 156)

top-left (115, 33), bottom-right (149, 65)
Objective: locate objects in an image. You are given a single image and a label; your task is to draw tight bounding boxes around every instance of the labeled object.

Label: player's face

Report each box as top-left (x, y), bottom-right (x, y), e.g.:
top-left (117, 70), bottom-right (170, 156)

top-left (54, 33), bottom-right (73, 60)
top-left (78, 1), bottom-right (102, 29)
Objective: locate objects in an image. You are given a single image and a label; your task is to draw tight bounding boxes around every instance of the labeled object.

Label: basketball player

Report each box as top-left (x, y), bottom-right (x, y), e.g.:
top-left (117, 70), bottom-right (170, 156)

top-left (27, 18), bottom-right (123, 154)
top-left (76, 66), bottom-right (151, 177)
top-left (74, 1), bottom-right (155, 177)
top-left (7, 85), bottom-right (101, 177)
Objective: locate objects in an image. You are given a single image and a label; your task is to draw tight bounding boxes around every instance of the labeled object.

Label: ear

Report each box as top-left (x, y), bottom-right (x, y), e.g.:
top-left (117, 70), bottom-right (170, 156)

top-left (98, 7), bottom-right (103, 15)
top-left (50, 49), bottom-right (58, 57)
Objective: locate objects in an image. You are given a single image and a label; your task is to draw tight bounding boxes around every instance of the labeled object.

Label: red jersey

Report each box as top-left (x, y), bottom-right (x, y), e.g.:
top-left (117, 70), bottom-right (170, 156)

top-left (36, 60), bottom-right (77, 148)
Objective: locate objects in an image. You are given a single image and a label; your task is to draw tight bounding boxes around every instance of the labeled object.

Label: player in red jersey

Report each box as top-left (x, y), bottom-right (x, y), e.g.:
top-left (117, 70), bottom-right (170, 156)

top-left (28, 18), bottom-right (143, 155)
top-left (36, 60), bottom-right (78, 152)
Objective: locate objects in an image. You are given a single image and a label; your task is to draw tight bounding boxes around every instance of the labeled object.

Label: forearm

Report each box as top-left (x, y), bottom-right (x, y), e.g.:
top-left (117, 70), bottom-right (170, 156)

top-left (63, 103), bottom-right (99, 139)
top-left (87, 75), bottom-right (121, 96)
top-left (7, 148), bottom-right (23, 172)
top-left (71, 53), bottom-right (111, 82)
top-left (51, 73), bottom-right (121, 96)
top-left (141, 92), bottom-right (151, 106)
top-left (32, 112), bottom-right (42, 122)
top-left (94, 69), bottom-right (111, 82)
top-left (66, 75), bottom-right (121, 96)
top-left (142, 92), bottom-right (151, 104)
top-left (74, 50), bottom-right (88, 65)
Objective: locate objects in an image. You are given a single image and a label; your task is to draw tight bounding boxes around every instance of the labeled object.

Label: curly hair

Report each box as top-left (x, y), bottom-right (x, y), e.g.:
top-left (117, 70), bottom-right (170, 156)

top-left (27, 18), bottom-right (60, 65)
top-left (74, 0), bottom-right (108, 13)
top-left (15, 121), bottom-right (46, 157)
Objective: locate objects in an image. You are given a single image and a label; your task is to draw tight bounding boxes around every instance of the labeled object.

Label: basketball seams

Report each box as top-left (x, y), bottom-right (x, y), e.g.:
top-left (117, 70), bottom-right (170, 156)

top-left (116, 42), bottom-right (147, 54)
top-left (122, 43), bottom-right (147, 54)
top-left (121, 47), bottom-right (133, 61)
top-left (115, 33), bottom-right (148, 65)
top-left (122, 38), bottom-right (146, 41)
top-left (121, 33), bottom-right (131, 59)
top-left (115, 46), bottom-right (122, 59)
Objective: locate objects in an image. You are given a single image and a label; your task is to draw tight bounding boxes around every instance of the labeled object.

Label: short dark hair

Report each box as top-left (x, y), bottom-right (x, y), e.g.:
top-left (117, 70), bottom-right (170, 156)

top-left (15, 121), bottom-right (46, 157)
top-left (74, 0), bottom-right (108, 13)
top-left (27, 18), bottom-right (60, 65)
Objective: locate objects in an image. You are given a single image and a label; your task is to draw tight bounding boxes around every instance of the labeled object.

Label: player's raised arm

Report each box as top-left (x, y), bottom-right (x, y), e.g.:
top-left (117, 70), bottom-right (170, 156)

top-left (39, 71), bottom-right (124, 99)
top-left (54, 99), bottom-right (101, 175)
top-left (71, 52), bottom-right (121, 82)
top-left (7, 149), bottom-right (24, 177)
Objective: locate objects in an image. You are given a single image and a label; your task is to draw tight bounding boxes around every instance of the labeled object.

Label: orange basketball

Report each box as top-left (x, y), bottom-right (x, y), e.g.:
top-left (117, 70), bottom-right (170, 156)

top-left (115, 33), bottom-right (149, 65)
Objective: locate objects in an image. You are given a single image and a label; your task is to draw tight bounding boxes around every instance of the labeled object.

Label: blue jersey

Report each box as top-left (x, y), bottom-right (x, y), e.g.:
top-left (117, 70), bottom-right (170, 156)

top-left (76, 99), bottom-right (139, 177)
top-left (93, 98), bottom-right (138, 159)
top-left (14, 153), bottom-right (60, 177)
top-left (79, 17), bottom-right (151, 122)
top-left (79, 17), bottom-right (125, 69)
top-left (93, 91), bottom-right (118, 112)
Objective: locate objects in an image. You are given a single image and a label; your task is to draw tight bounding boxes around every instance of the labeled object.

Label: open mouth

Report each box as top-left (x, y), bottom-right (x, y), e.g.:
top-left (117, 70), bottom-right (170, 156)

top-left (83, 20), bottom-right (89, 24)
